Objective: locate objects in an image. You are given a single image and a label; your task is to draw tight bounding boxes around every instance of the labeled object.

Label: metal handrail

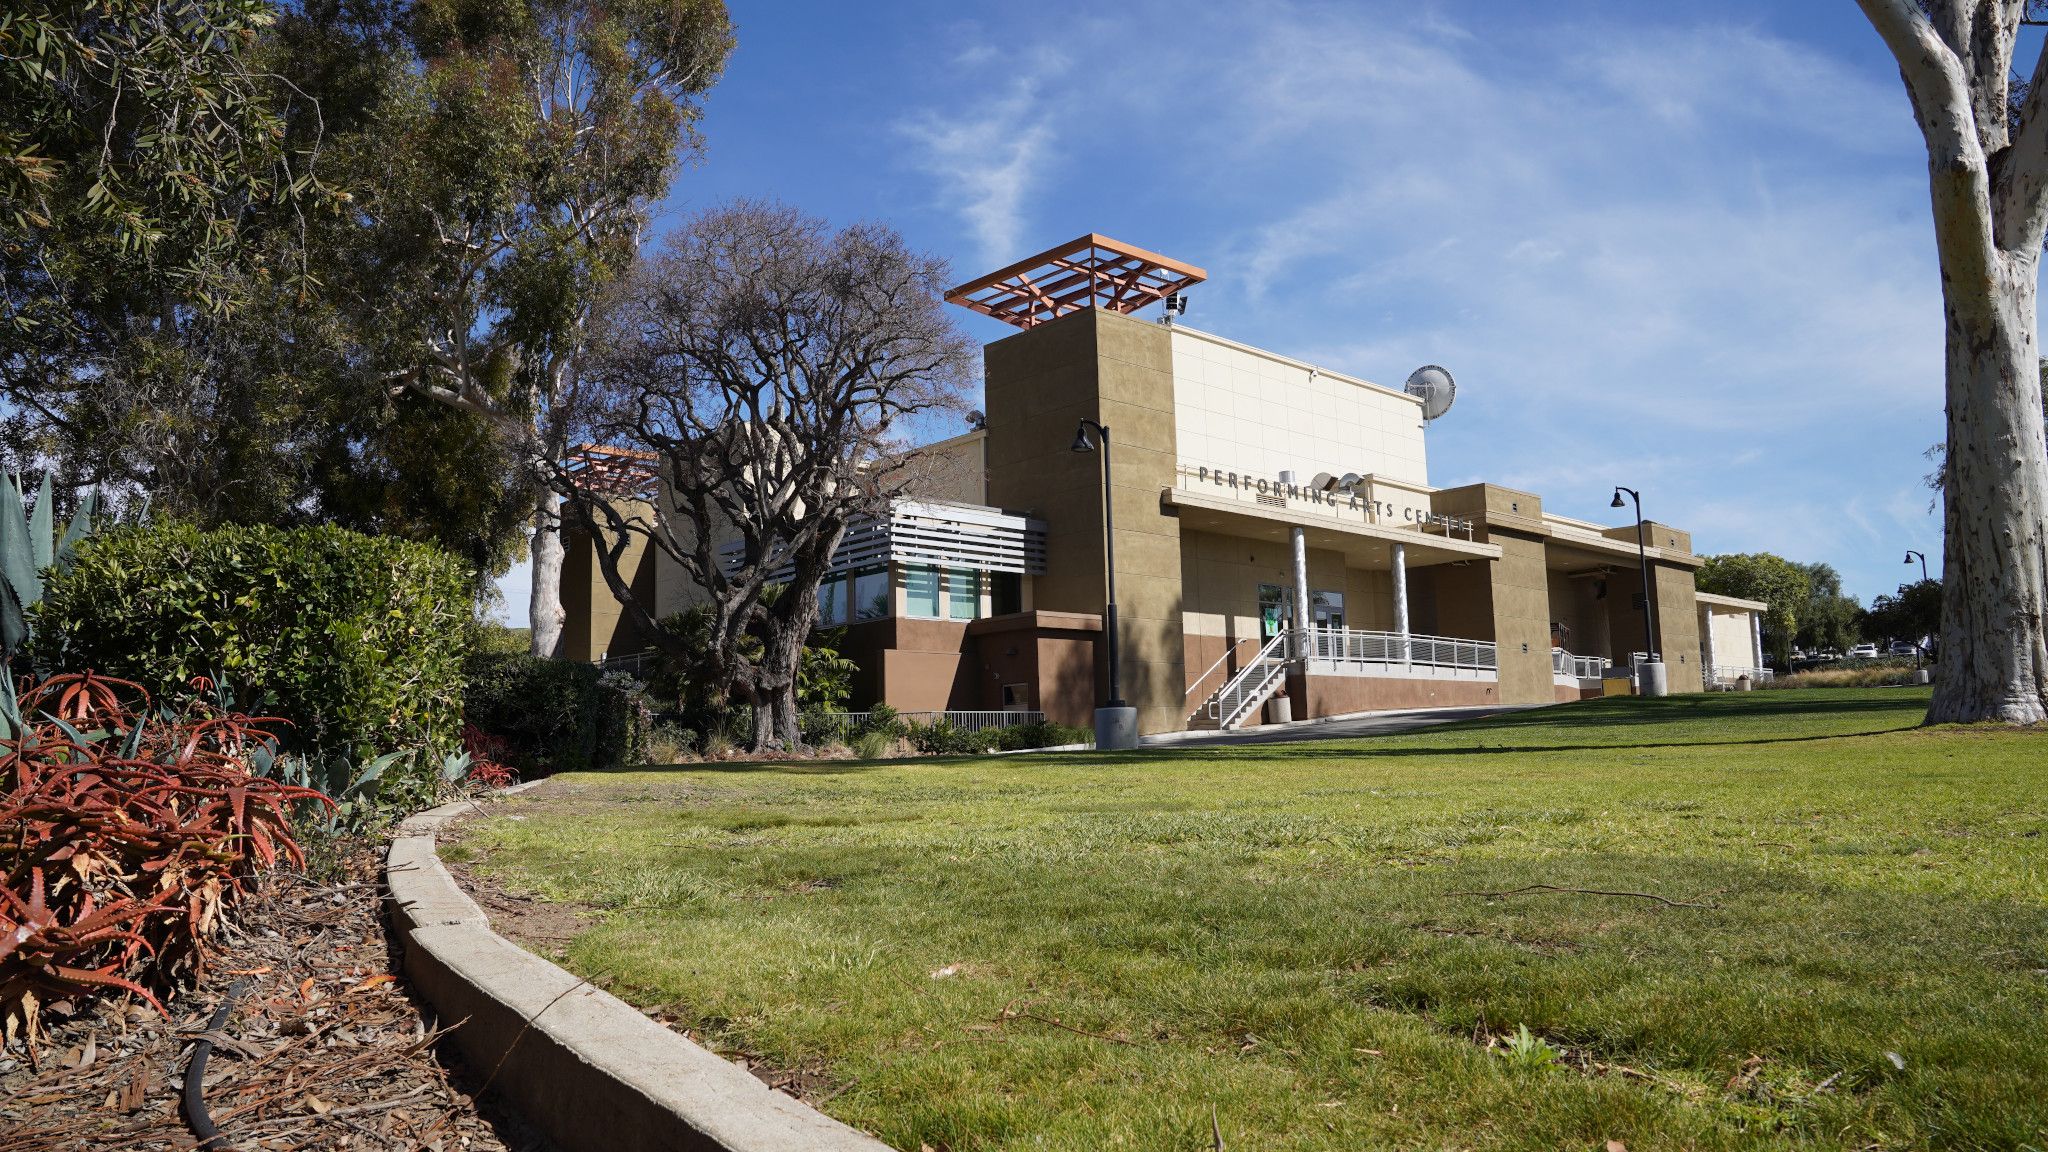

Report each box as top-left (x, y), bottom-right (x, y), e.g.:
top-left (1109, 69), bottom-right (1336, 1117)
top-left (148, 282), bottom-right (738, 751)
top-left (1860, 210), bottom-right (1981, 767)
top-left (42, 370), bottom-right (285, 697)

top-left (1185, 635), bottom-right (1265, 697)
top-left (1551, 648), bottom-right (1604, 679)
top-left (1304, 626), bottom-right (1497, 672)
top-left (1206, 630), bottom-right (1292, 728)
top-left (809, 710), bottom-right (1047, 734)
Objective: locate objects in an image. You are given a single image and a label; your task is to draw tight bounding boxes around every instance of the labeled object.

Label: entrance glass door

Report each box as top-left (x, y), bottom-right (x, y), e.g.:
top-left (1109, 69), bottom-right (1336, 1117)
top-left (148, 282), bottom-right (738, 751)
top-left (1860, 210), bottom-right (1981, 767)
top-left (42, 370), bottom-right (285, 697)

top-left (1258, 584), bottom-right (1288, 640)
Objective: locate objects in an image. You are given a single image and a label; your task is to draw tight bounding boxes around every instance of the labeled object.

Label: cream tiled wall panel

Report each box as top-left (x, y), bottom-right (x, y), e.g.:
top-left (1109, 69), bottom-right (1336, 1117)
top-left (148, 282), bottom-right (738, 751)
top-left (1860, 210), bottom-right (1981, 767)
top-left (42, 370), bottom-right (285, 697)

top-left (1169, 328), bottom-right (1429, 487)
top-left (1708, 610), bottom-right (1757, 666)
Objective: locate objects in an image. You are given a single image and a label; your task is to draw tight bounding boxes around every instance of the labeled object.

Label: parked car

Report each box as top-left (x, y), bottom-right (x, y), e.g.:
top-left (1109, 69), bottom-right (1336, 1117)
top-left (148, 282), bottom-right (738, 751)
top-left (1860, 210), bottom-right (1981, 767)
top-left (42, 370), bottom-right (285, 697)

top-left (1848, 643), bottom-right (1881, 659)
top-left (1888, 641), bottom-right (1920, 657)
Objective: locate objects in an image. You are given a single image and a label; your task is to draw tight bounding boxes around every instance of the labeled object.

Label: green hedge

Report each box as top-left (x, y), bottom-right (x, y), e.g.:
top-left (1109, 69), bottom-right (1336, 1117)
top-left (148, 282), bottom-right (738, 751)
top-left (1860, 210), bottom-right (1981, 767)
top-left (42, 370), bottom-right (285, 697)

top-left (462, 651), bottom-right (649, 773)
top-left (29, 522), bottom-right (471, 760)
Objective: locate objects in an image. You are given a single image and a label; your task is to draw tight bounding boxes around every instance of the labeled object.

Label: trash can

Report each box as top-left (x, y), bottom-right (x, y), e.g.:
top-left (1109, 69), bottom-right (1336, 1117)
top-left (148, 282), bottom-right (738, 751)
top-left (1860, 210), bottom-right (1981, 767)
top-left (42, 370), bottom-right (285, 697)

top-left (1266, 694), bottom-right (1293, 724)
top-left (1735, 674), bottom-right (1752, 692)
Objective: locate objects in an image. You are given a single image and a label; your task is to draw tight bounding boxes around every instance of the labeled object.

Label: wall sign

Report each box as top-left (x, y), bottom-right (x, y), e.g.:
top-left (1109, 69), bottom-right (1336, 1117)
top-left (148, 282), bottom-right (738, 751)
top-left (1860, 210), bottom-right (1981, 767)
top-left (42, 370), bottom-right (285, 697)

top-left (1175, 463), bottom-right (1473, 536)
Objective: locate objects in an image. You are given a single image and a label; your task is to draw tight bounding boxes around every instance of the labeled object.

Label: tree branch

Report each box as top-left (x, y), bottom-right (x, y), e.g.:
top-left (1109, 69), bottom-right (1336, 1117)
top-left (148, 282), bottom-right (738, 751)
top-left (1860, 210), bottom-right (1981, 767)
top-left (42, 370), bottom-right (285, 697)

top-left (1994, 30), bottom-right (2048, 251)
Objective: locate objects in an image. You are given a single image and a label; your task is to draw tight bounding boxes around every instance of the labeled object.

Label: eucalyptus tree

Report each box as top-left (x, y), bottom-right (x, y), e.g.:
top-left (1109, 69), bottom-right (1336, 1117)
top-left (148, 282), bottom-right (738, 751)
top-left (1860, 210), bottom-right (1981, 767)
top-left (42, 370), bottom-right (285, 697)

top-left (561, 201), bottom-right (975, 750)
top-left (372, 0), bottom-right (732, 657)
top-left (0, 0), bottom-right (334, 496)
top-left (1857, 0), bottom-right (2048, 723)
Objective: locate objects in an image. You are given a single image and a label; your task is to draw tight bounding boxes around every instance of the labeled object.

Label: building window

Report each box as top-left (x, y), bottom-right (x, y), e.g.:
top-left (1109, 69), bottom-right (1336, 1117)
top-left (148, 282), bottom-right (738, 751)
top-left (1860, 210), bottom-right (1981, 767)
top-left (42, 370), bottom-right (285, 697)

top-left (948, 567), bottom-right (979, 620)
top-left (819, 576), bottom-right (849, 626)
top-left (853, 566), bottom-right (889, 621)
top-left (1312, 589), bottom-right (1345, 629)
top-left (903, 564), bottom-right (942, 618)
top-left (991, 571), bottom-right (1023, 616)
top-left (1001, 683), bottom-right (1030, 710)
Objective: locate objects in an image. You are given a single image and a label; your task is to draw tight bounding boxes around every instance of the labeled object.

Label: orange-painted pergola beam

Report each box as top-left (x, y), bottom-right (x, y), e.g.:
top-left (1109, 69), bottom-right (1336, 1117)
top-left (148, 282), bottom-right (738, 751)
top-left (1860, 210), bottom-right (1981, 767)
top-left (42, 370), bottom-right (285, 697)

top-left (945, 234), bottom-right (1208, 330)
top-left (563, 443), bottom-right (659, 500)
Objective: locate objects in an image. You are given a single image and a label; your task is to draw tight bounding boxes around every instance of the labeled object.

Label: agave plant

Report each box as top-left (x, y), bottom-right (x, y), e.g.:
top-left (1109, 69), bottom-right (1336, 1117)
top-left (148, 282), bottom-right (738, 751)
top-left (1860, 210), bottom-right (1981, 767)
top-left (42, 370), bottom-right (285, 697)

top-left (0, 473), bottom-right (96, 668)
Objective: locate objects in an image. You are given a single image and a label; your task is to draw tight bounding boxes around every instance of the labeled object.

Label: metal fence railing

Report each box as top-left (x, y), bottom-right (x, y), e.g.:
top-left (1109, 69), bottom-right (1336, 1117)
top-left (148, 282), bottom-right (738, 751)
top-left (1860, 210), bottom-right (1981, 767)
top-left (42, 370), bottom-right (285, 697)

top-left (806, 710), bottom-right (1046, 737)
top-left (1707, 665), bottom-right (1775, 686)
top-left (1304, 627), bottom-right (1497, 674)
top-left (1551, 648), bottom-right (1605, 679)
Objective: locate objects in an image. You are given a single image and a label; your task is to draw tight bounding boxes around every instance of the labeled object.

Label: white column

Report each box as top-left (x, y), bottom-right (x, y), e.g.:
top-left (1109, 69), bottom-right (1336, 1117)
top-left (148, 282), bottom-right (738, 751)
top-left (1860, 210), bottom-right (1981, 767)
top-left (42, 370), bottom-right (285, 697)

top-left (1391, 542), bottom-right (1411, 665)
top-left (1290, 526), bottom-right (1310, 658)
top-left (1702, 608), bottom-right (1717, 684)
top-left (1751, 612), bottom-right (1764, 671)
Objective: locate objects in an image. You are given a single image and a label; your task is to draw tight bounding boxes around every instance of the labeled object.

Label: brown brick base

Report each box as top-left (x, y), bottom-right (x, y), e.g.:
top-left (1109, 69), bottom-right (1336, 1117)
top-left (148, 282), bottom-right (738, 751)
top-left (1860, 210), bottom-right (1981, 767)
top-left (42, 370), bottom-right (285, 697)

top-left (1294, 673), bottom-right (1500, 717)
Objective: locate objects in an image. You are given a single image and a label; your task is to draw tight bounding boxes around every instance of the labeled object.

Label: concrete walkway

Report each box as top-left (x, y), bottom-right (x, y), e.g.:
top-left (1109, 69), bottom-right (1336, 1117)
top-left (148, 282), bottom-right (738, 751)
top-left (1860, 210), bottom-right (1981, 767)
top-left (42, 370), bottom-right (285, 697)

top-left (1142, 703), bottom-right (1544, 748)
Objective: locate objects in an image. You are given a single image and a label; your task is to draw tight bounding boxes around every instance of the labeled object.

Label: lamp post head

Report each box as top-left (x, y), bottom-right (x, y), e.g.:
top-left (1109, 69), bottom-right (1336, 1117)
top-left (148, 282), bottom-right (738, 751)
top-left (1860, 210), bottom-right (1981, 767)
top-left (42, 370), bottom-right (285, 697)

top-left (1903, 551), bottom-right (1915, 564)
top-left (1070, 422), bottom-right (1096, 454)
top-left (1610, 490), bottom-right (1627, 509)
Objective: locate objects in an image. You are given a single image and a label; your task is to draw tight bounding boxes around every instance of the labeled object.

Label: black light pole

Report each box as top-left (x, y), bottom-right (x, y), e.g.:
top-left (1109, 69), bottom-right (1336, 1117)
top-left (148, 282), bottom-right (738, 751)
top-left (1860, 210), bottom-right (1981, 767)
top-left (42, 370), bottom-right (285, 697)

top-left (1903, 550), bottom-right (1929, 668)
top-left (1610, 486), bottom-right (1659, 662)
top-left (1071, 419), bottom-right (1124, 709)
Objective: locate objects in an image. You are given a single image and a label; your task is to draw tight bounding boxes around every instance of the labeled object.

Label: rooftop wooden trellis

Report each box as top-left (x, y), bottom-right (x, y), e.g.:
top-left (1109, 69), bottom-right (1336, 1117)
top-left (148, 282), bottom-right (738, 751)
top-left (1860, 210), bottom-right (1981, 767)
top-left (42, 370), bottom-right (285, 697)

top-left (944, 234), bottom-right (1208, 330)
top-left (562, 444), bottom-right (659, 500)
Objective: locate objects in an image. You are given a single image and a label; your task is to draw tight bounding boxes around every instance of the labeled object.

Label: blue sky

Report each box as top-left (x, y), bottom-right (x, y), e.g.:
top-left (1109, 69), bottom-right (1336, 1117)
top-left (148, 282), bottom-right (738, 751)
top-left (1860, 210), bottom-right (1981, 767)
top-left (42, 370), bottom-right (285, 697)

top-left (500, 1), bottom-right (1993, 621)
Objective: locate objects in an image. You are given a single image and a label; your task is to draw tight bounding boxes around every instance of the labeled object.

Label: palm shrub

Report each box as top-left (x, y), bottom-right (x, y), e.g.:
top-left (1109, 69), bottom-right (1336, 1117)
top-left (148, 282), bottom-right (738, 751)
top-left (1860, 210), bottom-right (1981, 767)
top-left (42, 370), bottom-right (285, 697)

top-left (27, 523), bottom-right (470, 769)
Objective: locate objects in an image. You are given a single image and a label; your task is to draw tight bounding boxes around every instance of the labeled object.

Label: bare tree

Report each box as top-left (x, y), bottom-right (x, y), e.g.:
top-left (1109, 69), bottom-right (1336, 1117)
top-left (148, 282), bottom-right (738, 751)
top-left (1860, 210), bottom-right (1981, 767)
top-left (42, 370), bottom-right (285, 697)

top-left (383, 0), bottom-right (731, 658)
top-left (558, 201), bottom-right (974, 749)
top-left (1857, 0), bottom-right (2048, 723)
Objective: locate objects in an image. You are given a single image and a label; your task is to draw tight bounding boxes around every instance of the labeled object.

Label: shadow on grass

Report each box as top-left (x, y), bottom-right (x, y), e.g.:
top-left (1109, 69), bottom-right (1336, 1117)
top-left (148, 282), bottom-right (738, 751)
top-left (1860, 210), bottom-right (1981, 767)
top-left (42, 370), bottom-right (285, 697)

top-left (594, 690), bottom-right (1938, 776)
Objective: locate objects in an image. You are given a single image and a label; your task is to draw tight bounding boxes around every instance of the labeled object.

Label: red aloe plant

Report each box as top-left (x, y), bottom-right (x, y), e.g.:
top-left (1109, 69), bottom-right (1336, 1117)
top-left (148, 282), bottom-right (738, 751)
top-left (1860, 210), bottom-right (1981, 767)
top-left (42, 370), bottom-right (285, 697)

top-left (461, 723), bottom-right (519, 790)
top-left (1, 672), bottom-right (331, 1051)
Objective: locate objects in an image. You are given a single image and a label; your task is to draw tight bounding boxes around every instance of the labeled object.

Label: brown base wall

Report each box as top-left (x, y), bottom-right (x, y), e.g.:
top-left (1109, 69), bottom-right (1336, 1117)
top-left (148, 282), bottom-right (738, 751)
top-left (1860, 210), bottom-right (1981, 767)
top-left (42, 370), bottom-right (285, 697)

top-left (1296, 673), bottom-right (1500, 718)
top-left (1554, 683), bottom-right (1601, 703)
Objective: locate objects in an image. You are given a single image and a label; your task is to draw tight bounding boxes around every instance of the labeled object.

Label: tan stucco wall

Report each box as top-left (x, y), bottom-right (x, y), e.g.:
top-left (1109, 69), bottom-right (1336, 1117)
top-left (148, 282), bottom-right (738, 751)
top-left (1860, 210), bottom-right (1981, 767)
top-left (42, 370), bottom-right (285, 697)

top-left (905, 430), bottom-right (988, 504)
top-left (1652, 562), bottom-right (1705, 692)
top-left (984, 309), bottom-right (1186, 735)
top-left (560, 498), bottom-right (657, 662)
top-left (1484, 530), bottom-right (1557, 705)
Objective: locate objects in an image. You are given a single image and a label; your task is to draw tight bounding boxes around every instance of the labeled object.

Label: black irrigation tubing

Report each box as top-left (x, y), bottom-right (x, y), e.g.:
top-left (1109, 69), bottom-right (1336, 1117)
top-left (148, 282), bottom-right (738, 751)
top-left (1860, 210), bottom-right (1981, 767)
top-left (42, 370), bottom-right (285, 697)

top-left (183, 976), bottom-right (251, 1152)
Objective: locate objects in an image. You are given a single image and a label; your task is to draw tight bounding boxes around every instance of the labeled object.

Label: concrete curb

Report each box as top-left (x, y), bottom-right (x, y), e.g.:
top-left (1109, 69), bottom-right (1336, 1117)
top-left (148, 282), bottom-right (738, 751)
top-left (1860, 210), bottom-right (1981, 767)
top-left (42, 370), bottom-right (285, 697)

top-left (384, 786), bottom-right (893, 1152)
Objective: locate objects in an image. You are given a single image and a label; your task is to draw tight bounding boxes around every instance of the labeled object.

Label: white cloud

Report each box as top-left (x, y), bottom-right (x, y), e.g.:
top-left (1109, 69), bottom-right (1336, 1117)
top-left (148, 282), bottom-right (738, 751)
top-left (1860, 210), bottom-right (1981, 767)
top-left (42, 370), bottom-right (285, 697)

top-left (898, 48), bottom-right (1066, 267)
top-left (898, 2), bottom-right (1958, 598)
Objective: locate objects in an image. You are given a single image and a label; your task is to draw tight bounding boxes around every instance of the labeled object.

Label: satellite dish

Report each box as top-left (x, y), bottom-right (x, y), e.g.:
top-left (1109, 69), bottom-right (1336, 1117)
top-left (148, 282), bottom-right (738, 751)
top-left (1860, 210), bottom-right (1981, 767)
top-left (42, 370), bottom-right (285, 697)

top-left (1404, 365), bottom-right (1457, 421)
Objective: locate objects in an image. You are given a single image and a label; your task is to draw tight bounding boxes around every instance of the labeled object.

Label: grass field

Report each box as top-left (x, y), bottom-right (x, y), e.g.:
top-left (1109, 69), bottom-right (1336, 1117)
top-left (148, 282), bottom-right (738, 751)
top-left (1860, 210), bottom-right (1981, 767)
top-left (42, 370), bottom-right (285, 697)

top-left (451, 689), bottom-right (2048, 1151)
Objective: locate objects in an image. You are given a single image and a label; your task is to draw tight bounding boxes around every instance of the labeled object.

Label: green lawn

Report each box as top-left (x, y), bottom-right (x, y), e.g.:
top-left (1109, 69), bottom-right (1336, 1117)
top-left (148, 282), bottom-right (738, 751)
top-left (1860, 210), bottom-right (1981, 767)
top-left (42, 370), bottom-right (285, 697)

top-left (454, 689), bottom-right (2048, 1151)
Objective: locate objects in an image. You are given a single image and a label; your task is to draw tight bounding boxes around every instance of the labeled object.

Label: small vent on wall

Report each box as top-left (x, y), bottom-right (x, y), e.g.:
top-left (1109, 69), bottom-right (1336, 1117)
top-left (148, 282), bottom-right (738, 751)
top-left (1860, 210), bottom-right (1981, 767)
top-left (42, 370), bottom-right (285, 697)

top-left (1257, 494), bottom-right (1286, 508)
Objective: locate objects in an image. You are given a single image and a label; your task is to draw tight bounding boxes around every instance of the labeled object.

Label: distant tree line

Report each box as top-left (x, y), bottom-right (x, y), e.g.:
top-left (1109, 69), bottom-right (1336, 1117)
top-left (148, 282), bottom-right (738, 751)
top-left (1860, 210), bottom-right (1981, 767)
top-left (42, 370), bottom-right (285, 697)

top-left (1696, 553), bottom-right (1940, 667)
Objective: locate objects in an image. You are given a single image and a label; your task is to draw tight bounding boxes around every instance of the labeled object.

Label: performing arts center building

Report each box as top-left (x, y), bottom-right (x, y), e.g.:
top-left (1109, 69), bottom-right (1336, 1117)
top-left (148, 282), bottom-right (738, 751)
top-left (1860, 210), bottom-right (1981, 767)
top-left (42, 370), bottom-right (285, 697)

top-left (559, 235), bottom-right (1771, 737)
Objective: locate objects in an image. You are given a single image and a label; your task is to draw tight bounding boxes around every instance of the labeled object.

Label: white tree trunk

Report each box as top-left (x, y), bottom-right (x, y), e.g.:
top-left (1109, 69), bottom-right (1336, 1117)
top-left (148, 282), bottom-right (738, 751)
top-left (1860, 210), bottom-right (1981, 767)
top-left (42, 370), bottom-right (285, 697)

top-left (1855, 0), bottom-right (2048, 725)
top-left (1930, 254), bottom-right (2048, 723)
top-left (528, 488), bottom-right (567, 658)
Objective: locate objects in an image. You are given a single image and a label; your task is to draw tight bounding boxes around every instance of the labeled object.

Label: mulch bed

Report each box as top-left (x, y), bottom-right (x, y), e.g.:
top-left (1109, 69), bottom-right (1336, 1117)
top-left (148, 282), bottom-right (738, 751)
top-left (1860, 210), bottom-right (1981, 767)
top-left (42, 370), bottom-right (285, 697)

top-left (0, 844), bottom-right (556, 1152)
